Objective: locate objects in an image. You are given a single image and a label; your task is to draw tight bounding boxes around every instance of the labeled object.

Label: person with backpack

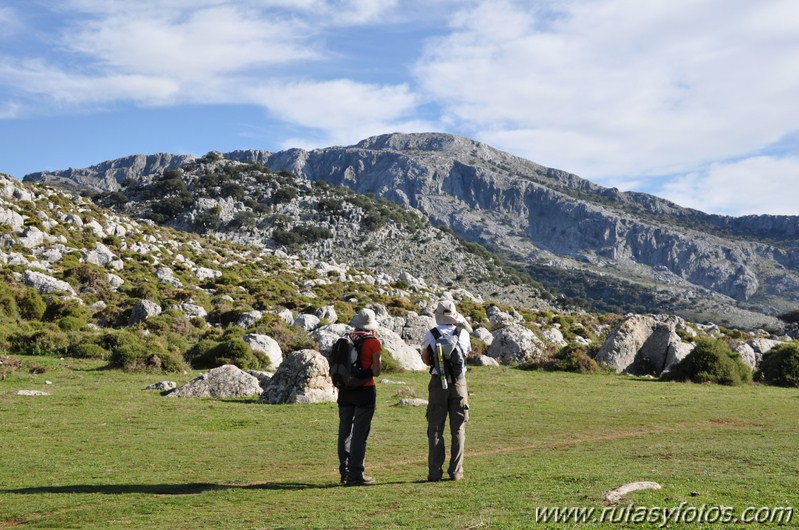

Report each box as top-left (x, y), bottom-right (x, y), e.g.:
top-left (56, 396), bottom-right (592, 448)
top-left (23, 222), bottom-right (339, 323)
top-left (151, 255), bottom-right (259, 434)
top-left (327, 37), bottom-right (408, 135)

top-left (333, 308), bottom-right (382, 486)
top-left (421, 300), bottom-right (472, 482)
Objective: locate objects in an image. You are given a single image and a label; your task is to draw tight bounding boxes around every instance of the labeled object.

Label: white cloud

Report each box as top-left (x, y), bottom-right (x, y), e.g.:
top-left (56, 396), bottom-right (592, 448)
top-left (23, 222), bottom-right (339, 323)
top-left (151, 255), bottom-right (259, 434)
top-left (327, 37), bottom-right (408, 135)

top-left (658, 156), bottom-right (799, 216)
top-left (415, 0), bottom-right (799, 183)
top-left (0, 60), bottom-right (180, 105)
top-left (249, 79), bottom-right (431, 146)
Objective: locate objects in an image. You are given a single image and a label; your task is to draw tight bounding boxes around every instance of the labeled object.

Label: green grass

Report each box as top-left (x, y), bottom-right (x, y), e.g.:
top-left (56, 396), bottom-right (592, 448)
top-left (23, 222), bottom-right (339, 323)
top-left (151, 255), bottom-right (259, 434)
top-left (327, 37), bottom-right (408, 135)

top-left (1, 358), bottom-right (798, 529)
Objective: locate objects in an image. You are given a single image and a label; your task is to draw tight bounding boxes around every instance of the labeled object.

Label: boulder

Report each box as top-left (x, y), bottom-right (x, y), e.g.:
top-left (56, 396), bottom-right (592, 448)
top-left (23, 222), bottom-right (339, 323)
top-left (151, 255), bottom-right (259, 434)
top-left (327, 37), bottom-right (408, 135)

top-left (377, 327), bottom-right (427, 371)
top-left (292, 313), bottom-right (321, 332)
top-left (236, 310), bottom-right (263, 329)
top-left (195, 266), bottom-right (222, 281)
top-left (314, 305), bottom-right (338, 324)
top-left (17, 227), bottom-right (46, 249)
top-left (156, 267), bottom-right (183, 288)
top-left (84, 219), bottom-right (106, 237)
top-left (487, 306), bottom-right (519, 331)
top-left (400, 313), bottom-right (436, 344)
top-left (0, 207), bottom-right (25, 231)
top-left (540, 327), bottom-right (568, 347)
top-left (129, 299), bottom-right (162, 325)
top-left (259, 349), bottom-right (337, 404)
top-left (472, 327), bottom-right (494, 347)
top-left (471, 355), bottom-right (500, 367)
top-left (84, 243), bottom-right (117, 268)
top-left (171, 302), bottom-right (207, 319)
top-left (167, 365), bottom-right (262, 398)
top-left (146, 381), bottom-right (177, 392)
top-left (23, 270), bottom-right (76, 295)
top-left (243, 334), bottom-right (284, 368)
top-left (734, 343), bottom-right (759, 369)
top-left (596, 315), bottom-right (694, 375)
top-left (394, 398), bottom-right (428, 407)
top-left (486, 324), bottom-right (547, 365)
top-left (247, 370), bottom-right (273, 388)
top-left (311, 323), bottom-right (352, 356)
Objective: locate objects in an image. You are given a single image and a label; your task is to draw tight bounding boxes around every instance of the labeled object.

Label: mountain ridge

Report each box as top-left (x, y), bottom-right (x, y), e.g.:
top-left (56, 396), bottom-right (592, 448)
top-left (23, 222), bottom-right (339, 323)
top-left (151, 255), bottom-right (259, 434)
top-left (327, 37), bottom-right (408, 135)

top-left (22, 132), bottom-right (799, 328)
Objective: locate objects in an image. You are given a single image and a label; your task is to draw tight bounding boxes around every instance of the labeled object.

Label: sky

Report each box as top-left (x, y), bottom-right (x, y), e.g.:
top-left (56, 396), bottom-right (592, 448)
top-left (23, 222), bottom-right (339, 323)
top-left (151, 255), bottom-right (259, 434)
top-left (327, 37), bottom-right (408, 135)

top-left (1, 0), bottom-right (798, 217)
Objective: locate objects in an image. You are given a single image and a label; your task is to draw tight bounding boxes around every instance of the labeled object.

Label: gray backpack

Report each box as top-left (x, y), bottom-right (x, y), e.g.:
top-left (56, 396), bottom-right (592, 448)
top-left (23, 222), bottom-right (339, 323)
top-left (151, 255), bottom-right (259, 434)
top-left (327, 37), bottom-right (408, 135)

top-left (429, 326), bottom-right (466, 388)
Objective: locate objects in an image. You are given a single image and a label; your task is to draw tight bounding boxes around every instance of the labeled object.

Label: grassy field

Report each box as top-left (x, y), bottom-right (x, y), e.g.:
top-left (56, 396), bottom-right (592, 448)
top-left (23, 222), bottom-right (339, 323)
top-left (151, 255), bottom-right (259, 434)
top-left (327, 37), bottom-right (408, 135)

top-left (1, 357), bottom-right (798, 529)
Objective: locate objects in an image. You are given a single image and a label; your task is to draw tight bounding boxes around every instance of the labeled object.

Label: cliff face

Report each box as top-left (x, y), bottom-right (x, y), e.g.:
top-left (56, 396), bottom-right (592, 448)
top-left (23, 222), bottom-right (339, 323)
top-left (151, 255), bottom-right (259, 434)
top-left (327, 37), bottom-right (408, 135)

top-left (22, 132), bottom-right (799, 325)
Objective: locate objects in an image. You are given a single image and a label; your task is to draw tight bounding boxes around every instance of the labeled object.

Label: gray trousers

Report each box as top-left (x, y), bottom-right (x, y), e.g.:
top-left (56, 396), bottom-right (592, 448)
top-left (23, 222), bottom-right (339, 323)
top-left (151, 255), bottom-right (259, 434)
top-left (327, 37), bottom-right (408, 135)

top-left (427, 376), bottom-right (469, 479)
top-left (338, 404), bottom-right (375, 480)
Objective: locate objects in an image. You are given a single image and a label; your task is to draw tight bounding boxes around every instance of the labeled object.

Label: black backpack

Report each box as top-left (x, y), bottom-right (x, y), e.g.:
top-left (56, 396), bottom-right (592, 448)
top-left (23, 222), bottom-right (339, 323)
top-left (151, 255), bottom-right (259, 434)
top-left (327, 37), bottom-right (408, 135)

top-left (329, 334), bottom-right (373, 390)
top-left (429, 326), bottom-right (466, 384)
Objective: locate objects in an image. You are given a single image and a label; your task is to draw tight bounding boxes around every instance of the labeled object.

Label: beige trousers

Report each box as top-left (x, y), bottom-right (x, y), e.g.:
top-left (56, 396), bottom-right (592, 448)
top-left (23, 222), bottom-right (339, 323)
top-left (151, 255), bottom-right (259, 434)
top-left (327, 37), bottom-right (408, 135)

top-left (426, 376), bottom-right (469, 479)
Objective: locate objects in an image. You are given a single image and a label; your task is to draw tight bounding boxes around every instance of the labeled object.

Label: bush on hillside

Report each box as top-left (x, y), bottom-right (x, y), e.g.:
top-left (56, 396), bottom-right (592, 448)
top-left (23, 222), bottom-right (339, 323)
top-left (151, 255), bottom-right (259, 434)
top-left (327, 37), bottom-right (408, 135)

top-left (378, 348), bottom-right (403, 374)
top-left (664, 338), bottom-right (752, 386)
top-left (104, 330), bottom-right (186, 372)
top-left (11, 326), bottom-right (71, 357)
top-left (755, 341), bottom-right (799, 387)
top-left (70, 342), bottom-right (110, 360)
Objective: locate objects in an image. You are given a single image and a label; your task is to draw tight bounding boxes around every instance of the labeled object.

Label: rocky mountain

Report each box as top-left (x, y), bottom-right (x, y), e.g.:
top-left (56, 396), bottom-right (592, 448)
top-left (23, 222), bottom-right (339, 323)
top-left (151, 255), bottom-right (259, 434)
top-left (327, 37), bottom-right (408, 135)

top-left (24, 133), bottom-right (799, 329)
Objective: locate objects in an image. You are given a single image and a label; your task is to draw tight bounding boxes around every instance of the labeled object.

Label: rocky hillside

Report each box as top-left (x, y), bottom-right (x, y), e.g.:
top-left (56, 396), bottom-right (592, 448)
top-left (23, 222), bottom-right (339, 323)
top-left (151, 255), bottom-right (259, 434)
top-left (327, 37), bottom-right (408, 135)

top-left (2, 172), bottom-right (796, 386)
top-left (24, 133), bottom-right (799, 329)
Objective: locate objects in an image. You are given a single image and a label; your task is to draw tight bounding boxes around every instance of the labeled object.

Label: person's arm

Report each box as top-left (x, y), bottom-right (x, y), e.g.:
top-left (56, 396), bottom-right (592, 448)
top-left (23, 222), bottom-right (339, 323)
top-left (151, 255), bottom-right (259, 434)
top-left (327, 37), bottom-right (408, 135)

top-left (371, 349), bottom-right (382, 376)
top-left (421, 331), bottom-right (433, 366)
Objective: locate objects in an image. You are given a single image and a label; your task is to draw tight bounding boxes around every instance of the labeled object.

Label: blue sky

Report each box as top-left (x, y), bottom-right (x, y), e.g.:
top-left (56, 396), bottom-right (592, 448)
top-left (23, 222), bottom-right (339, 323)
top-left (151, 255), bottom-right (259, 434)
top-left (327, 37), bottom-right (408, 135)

top-left (1, 0), bottom-right (798, 216)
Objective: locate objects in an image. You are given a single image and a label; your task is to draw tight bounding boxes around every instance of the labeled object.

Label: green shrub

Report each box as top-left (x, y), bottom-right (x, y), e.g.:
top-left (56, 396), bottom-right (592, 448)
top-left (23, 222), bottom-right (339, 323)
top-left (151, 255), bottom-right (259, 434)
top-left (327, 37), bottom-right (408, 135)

top-left (13, 326), bottom-right (70, 356)
top-left (207, 338), bottom-right (260, 370)
top-left (104, 330), bottom-right (186, 372)
top-left (71, 342), bottom-right (110, 360)
top-left (756, 341), bottom-right (799, 387)
top-left (379, 348), bottom-right (404, 374)
top-left (0, 284), bottom-right (19, 319)
top-left (664, 338), bottom-right (752, 386)
top-left (17, 288), bottom-right (46, 320)
top-left (43, 298), bottom-right (92, 322)
top-left (57, 316), bottom-right (87, 331)
top-left (184, 338), bottom-right (220, 368)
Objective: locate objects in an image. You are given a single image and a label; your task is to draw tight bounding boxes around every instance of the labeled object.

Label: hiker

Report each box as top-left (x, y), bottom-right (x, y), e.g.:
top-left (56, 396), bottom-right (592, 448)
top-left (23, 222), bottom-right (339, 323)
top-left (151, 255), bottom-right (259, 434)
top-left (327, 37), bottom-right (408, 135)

top-left (421, 300), bottom-right (472, 481)
top-left (336, 308), bottom-right (382, 486)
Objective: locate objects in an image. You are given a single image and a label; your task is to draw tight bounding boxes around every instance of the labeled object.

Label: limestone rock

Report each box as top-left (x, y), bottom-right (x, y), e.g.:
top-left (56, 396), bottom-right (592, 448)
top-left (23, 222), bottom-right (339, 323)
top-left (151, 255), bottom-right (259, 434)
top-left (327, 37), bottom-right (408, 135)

top-left (23, 270), bottom-right (76, 295)
top-left (596, 315), bottom-right (694, 375)
top-left (311, 324), bottom-right (352, 356)
top-left (243, 334), bottom-right (283, 368)
top-left (156, 267), bottom-right (183, 288)
top-left (376, 327), bottom-right (427, 371)
top-left (486, 324), bottom-right (547, 365)
top-left (146, 381), bottom-right (177, 392)
top-left (394, 398), bottom-right (428, 407)
top-left (603, 482), bottom-right (662, 504)
top-left (471, 355), bottom-right (500, 367)
top-left (84, 243), bottom-right (117, 268)
top-left (130, 299), bottom-right (162, 325)
top-left (259, 350), bottom-right (337, 404)
top-left (314, 305), bottom-right (338, 324)
top-left (18, 227), bottom-right (46, 249)
top-left (292, 313), bottom-right (321, 332)
top-left (236, 310), bottom-right (263, 329)
top-left (472, 327), bottom-right (494, 347)
top-left (16, 390), bottom-right (50, 396)
top-left (0, 207), bottom-right (25, 231)
top-left (167, 365), bottom-right (262, 398)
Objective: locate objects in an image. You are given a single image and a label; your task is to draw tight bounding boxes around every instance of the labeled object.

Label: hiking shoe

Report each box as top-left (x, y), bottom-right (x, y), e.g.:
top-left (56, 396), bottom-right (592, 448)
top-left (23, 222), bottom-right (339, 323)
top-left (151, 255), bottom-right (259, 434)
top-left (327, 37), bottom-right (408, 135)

top-left (449, 473), bottom-right (464, 481)
top-left (345, 475), bottom-right (375, 486)
top-left (427, 474), bottom-right (442, 482)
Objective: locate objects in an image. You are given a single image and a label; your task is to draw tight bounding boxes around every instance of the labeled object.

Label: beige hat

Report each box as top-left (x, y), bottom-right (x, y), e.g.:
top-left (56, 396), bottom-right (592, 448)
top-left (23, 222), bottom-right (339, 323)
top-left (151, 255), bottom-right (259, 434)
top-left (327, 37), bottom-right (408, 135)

top-left (349, 308), bottom-right (379, 331)
top-left (434, 300), bottom-right (461, 326)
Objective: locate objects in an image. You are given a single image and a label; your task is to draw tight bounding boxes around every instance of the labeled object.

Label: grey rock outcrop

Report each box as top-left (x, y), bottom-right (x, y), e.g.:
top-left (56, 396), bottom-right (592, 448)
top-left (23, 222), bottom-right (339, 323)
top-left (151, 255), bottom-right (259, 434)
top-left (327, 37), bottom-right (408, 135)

top-left (292, 314), bottom-right (321, 332)
top-left (243, 334), bottom-right (283, 368)
top-left (311, 324), bottom-right (352, 356)
top-left (596, 315), bottom-right (695, 375)
top-left (23, 270), bottom-right (76, 295)
top-left (236, 310), bottom-right (263, 329)
top-left (259, 349), bottom-right (337, 404)
top-left (167, 365), bottom-right (263, 398)
top-left (376, 328), bottom-right (427, 371)
top-left (486, 324), bottom-right (548, 365)
top-left (146, 381), bottom-right (177, 392)
top-left (129, 299), bottom-right (162, 324)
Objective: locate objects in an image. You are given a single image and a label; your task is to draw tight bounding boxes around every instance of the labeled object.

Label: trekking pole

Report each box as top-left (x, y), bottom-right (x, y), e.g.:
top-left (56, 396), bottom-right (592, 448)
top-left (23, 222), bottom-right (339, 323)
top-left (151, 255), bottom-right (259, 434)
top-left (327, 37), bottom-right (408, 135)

top-left (436, 344), bottom-right (448, 390)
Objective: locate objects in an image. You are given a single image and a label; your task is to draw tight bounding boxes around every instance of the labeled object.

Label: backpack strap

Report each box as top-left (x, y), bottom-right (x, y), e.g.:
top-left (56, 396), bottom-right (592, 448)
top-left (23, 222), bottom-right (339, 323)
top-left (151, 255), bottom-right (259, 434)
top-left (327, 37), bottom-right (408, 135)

top-left (430, 327), bottom-right (442, 340)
